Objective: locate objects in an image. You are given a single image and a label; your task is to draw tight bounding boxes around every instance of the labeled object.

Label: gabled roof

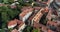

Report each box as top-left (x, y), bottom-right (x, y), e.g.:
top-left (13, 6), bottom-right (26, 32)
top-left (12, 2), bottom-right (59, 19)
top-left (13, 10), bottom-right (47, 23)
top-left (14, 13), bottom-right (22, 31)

top-left (32, 8), bottom-right (44, 22)
top-left (34, 7), bottom-right (41, 10)
top-left (47, 21), bottom-right (58, 26)
top-left (21, 6), bottom-right (33, 12)
top-left (8, 19), bottom-right (18, 26)
top-left (19, 7), bottom-right (33, 18)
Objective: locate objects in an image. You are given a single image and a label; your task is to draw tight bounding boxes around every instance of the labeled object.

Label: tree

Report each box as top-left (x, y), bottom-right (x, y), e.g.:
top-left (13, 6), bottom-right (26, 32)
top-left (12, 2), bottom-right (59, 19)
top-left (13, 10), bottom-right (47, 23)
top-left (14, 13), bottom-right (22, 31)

top-left (0, 5), bottom-right (21, 29)
top-left (23, 26), bottom-right (33, 32)
top-left (40, 12), bottom-right (48, 25)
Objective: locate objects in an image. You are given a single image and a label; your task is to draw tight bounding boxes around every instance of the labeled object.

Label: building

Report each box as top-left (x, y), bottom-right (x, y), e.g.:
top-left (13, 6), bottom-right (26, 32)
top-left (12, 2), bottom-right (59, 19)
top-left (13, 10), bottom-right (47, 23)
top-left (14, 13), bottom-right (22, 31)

top-left (34, 7), bottom-right (41, 12)
top-left (28, 12), bottom-right (37, 25)
top-left (33, 21), bottom-right (54, 32)
top-left (8, 19), bottom-right (26, 32)
top-left (56, 24), bottom-right (60, 32)
top-left (33, 22), bottom-right (42, 29)
top-left (18, 20), bottom-right (26, 32)
top-left (46, 9), bottom-right (52, 21)
top-left (47, 21), bottom-right (58, 31)
top-left (21, 6), bottom-right (32, 12)
top-left (19, 7), bottom-right (33, 22)
top-left (8, 19), bottom-right (17, 29)
top-left (47, 29), bottom-right (55, 32)
top-left (32, 8), bottom-right (44, 24)
top-left (50, 0), bottom-right (60, 17)
top-left (28, 7), bottom-right (41, 25)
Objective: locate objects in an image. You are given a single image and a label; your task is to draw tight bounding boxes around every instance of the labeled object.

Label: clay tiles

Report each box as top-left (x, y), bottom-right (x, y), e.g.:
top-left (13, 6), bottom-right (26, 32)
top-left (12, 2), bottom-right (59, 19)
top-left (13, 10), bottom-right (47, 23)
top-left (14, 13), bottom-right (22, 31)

top-left (8, 19), bottom-right (24, 28)
top-left (28, 10), bottom-right (38, 21)
top-left (21, 6), bottom-right (33, 12)
top-left (28, 7), bottom-right (41, 21)
top-left (47, 21), bottom-right (58, 27)
top-left (34, 7), bottom-right (41, 11)
top-left (47, 29), bottom-right (55, 32)
top-left (17, 20), bottom-right (24, 27)
top-left (33, 22), bottom-right (54, 32)
top-left (44, 7), bottom-right (49, 12)
top-left (46, 9), bottom-right (52, 20)
top-left (32, 8), bottom-right (44, 23)
top-left (33, 22), bottom-right (41, 28)
top-left (19, 7), bottom-right (33, 18)
top-left (8, 19), bottom-right (18, 28)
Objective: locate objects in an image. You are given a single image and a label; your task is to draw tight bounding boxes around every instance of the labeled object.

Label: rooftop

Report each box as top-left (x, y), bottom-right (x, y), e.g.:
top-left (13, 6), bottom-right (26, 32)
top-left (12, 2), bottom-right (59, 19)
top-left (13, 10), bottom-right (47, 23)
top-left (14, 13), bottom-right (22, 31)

top-left (8, 19), bottom-right (18, 26)
top-left (34, 7), bottom-right (41, 10)
top-left (21, 6), bottom-right (33, 12)
top-left (19, 7), bottom-right (33, 18)
top-left (32, 8), bottom-right (44, 22)
top-left (17, 20), bottom-right (25, 27)
top-left (47, 29), bottom-right (55, 32)
top-left (47, 21), bottom-right (58, 27)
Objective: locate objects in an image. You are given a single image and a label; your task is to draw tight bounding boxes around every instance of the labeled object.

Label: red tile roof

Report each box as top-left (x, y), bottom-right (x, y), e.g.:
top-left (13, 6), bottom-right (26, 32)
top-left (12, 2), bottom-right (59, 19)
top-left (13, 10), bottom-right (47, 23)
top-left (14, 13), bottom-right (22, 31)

top-left (46, 10), bottom-right (52, 20)
top-left (32, 8), bottom-right (44, 23)
top-left (17, 20), bottom-right (24, 28)
top-left (34, 7), bottom-right (41, 10)
top-left (8, 19), bottom-right (24, 28)
top-left (47, 29), bottom-right (54, 32)
top-left (33, 22), bottom-right (40, 28)
top-left (47, 21), bottom-right (58, 26)
top-left (21, 6), bottom-right (33, 12)
top-left (45, 7), bottom-right (49, 12)
top-left (19, 7), bottom-right (33, 18)
top-left (33, 22), bottom-right (55, 32)
top-left (17, 20), bottom-right (24, 25)
top-left (8, 19), bottom-right (18, 26)
top-left (28, 12), bottom-right (37, 21)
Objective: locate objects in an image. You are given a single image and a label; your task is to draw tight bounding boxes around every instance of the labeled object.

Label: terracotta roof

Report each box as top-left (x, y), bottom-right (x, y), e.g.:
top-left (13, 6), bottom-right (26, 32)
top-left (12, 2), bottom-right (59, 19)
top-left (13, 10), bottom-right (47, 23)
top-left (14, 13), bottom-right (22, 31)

top-left (8, 19), bottom-right (25, 28)
top-left (17, 20), bottom-right (24, 27)
top-left (33, 22), bottom-right (41, 28)
top-left (11, 29), bottom-right (19, 32)
top-left (29, 15), bottom-right (34, 21)
top-left (8, 19), bottom-right (18, 26)
top-left (47, 21), bottom-right (58, 27)
top-left (34, 7), bottom-right (41, 10)
top-left (19, 7), bottom-right (33, 18)
top-left (44, 7), bottom-right (49, 12)
top-left (47, 29), bottom-right (54, 32)
top-left (34, 22), bottom-right (47, 32)
top-left (21, 6), bottom-right (33, 12)
top-left (46, 10), bottom-right (52, 20)
top-left (41, 26), bottom-right (47, 32)
top-left (28, 12), bottom-right (38, 21)
top-left (33, 22), bottom-right (55, 32)
top-left (17, 20), bottom-right (24, 25)
top-left (32, 8), bottom-right (44, 23)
